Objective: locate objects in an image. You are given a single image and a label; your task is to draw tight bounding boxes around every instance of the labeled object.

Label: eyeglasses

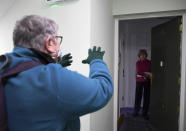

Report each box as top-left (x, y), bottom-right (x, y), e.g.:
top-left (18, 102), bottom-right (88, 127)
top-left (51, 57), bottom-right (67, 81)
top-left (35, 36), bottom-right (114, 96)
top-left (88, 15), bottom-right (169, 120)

top-left (55, 36), bottom-right (63, 45)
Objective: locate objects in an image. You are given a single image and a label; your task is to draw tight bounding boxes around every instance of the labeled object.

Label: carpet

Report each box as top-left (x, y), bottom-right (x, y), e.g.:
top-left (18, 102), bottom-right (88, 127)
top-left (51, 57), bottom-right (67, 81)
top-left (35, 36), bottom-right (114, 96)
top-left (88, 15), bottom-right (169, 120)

top-left (118, 107), bottom-right (156, 131)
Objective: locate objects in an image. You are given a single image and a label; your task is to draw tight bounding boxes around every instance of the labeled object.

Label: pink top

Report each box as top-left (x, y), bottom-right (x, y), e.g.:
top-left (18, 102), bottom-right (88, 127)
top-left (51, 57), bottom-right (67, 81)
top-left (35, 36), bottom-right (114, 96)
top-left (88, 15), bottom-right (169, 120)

top-left (136, 59), bottom-right (151, 82)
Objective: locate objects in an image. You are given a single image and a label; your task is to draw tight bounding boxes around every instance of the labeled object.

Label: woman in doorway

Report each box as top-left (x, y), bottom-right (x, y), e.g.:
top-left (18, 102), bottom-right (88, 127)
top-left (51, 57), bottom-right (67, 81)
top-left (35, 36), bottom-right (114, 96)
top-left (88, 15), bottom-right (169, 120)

top-left (133, 49), bottom-right (151, 120)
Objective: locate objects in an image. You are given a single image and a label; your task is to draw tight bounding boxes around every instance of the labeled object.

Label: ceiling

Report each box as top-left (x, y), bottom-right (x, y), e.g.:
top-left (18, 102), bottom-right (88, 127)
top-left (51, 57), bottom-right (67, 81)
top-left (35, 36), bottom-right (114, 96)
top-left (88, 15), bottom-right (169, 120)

top-left (0, 0), bottom-right (16, 19)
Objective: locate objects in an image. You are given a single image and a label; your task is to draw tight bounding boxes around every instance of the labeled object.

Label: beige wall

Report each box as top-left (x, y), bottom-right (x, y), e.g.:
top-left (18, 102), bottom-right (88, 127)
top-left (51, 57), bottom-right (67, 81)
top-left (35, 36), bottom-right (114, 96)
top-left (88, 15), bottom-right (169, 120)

top-left (113, 0), bottom-right (186, 15)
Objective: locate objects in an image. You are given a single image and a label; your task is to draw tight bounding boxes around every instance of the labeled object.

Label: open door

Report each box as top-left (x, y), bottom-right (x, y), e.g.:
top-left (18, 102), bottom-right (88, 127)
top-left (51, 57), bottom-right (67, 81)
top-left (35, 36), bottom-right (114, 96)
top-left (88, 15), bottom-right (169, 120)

top-left (150, 17), bottom-right (182, 131)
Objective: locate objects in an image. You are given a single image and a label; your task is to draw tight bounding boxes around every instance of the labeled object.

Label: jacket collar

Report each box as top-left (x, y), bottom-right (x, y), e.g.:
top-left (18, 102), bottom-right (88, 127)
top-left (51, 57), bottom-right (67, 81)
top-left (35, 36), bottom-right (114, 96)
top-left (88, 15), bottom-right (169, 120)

top-left (13, 46), bottom-right (55, 65)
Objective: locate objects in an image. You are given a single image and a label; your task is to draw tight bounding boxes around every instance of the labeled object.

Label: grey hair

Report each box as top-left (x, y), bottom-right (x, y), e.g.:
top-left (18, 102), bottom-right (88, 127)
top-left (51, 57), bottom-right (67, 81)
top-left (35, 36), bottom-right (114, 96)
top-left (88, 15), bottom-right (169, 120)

top-left (13, 15), bottom-right (59, 51)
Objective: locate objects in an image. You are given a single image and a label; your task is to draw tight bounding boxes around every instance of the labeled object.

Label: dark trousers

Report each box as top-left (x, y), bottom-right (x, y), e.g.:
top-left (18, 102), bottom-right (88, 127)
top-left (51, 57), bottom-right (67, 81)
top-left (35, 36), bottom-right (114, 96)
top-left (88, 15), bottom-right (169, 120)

top-left (134, 81), bottom-right (150, 116)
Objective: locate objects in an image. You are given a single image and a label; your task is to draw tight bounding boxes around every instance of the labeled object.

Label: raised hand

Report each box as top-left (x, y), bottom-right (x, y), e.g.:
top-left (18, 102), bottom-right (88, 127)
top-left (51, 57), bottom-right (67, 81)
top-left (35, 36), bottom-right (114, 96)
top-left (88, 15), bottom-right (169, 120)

top-left (82, 46), bottom-right (105, 64)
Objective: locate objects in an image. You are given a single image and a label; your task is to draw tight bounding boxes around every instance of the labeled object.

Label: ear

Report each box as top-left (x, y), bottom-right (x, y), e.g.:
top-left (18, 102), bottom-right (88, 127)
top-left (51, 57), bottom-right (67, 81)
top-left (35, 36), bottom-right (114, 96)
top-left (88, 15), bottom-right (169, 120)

top-left (44, 37), bottom-right (56, 53)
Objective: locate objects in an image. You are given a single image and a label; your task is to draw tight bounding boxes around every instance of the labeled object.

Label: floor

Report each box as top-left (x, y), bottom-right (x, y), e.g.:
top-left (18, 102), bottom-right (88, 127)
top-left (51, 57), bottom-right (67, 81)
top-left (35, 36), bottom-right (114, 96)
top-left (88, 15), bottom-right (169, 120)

top-left (119, 107), bottom-right (156, 131)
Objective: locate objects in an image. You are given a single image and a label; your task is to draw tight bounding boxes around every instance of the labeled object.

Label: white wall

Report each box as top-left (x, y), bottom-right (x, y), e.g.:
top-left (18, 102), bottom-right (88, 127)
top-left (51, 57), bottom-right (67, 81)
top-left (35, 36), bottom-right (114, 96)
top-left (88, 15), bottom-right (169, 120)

top-left (0, 0), bottom-right (16, 19)
top-left (0, 0), bottom-right (91, 131)
top-left (90, 0), bottom-right (114, 131)
top-left (113, 0), bottom-right (186, 16)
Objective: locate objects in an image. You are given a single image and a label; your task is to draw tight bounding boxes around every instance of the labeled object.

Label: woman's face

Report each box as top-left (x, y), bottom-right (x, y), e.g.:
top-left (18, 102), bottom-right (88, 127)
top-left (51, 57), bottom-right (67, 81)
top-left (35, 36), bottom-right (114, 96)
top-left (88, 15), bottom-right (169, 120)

top-left (139, 54), bottom-right (146, 61)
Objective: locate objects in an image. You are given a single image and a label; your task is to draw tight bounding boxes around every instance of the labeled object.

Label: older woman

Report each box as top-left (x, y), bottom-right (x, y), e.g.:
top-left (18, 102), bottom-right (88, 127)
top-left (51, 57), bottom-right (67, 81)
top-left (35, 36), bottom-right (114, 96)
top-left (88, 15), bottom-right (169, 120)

top-left (133, 49), bottom-right (151, 120)
top-left (0, 15), bottom-right (113, 131)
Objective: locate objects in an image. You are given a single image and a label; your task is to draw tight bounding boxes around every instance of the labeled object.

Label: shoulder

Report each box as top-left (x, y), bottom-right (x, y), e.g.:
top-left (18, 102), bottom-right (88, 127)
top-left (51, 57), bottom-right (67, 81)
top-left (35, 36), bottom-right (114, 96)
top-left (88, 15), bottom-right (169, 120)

top-left (42, 63), bottom-right (66, 74)
top-left (24, 63), bottom-right (66, 77)
top-left (44, 63), bottom-right (80, 79)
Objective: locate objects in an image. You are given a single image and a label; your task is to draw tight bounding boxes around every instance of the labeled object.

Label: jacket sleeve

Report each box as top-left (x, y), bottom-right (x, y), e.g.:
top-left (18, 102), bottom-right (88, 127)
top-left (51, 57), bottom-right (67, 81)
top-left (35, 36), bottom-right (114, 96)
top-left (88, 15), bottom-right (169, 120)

top-left (53, 59), bottom-right (113, 117)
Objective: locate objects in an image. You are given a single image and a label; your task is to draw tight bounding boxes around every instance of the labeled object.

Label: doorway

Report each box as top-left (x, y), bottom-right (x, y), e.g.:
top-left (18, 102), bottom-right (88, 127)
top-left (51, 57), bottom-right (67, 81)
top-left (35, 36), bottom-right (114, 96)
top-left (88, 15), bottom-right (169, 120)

top-left (117, 16), bottom-right (182, 131)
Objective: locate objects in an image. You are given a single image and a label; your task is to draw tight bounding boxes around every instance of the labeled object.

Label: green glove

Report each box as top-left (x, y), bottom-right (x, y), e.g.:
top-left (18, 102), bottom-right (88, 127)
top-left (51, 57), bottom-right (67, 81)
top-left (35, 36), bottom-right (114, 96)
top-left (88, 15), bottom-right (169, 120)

top-left (58, 53), bottom-right (73, 67)
top-left (82, 46), bottom-right (105, 64)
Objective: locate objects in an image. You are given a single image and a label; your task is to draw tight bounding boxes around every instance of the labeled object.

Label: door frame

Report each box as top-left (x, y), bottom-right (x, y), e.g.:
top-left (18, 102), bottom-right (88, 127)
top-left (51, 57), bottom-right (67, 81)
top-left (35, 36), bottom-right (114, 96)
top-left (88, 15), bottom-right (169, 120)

top-left (113, 10), bottom-right (186, 131)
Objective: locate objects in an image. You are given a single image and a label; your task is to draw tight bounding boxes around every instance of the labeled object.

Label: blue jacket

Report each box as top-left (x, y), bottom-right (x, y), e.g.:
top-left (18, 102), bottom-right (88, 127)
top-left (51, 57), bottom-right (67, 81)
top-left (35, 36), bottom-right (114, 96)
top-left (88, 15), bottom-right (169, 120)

top-left (0, 46), bottom-right (113, 131)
